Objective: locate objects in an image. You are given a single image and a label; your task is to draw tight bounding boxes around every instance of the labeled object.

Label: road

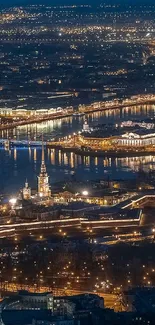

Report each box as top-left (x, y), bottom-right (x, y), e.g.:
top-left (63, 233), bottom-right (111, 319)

top-left (0, 282), bottom-right (121, 311)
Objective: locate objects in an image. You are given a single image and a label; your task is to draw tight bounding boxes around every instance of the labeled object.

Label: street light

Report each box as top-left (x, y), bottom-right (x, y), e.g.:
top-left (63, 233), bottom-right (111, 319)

top-left (9, 198), bottom-right (17, 205)
top-left (82, 190), bottom-right (89, 196)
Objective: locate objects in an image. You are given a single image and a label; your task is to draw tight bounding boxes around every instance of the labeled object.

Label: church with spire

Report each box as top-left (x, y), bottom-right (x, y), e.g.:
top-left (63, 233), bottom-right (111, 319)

top-left (38, 139), bottom-right (51, 198)
top-left (23, 179), bottom-right (31, 200)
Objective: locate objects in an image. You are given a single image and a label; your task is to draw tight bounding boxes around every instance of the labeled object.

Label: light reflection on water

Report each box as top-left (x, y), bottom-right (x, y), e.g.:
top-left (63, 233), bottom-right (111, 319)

top-left (0, 146), bottom-right (155, 194)
top-left (0, 104), bottom-right (155, 193)
top-left (1, 104), bottom-right (155, 141)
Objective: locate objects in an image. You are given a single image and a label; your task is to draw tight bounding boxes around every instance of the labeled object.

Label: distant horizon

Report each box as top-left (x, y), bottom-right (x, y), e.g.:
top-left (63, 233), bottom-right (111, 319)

top-left (1, 0), bottom-right (155, 6)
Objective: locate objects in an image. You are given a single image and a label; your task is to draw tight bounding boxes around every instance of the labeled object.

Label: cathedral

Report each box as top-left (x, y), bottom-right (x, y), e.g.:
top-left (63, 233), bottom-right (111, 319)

top-left (22, 140), bottom-right (51, 201)
top-left (38, 141), bottom-right (51, 198)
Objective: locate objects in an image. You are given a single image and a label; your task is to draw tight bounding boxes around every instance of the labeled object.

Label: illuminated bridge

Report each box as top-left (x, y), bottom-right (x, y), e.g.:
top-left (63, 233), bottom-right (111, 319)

top-left (0, 139), bottom-right (45, 147)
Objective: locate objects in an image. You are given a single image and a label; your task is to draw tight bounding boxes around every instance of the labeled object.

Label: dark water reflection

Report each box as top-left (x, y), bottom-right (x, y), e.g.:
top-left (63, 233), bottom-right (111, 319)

top-left (0, 104), bottom-right (155, 193)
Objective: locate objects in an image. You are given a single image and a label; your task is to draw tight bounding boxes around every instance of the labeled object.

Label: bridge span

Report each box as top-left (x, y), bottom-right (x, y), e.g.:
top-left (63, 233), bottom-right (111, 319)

top-left (0, 139), bottom-right (45, 147)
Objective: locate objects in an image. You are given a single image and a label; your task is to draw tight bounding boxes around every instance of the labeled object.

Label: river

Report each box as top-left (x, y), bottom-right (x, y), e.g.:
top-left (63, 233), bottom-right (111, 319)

top-left (0, 104), bottom-right (155, 194)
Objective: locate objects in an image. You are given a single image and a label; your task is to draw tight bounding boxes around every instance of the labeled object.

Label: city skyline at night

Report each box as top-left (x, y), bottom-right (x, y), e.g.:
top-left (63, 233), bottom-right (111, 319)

top-left (1, 1), bottom-right (155, 324)
top-left (2, 0), bottom-right (155, 4)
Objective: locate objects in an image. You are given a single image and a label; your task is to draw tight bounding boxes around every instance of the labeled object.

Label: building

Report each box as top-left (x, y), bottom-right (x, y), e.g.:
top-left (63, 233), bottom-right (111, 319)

top-left (52, 130), bottom-right (155, 153)
top-left (53, 190), bottom-right (129, 206)
top-left (53, 298), bottom-right (75, 317)
top-left (0, 291), bottom-right (54, 311)
top-left (16, 204), bottom-right (58, 221)
top-left (82, 120), bottom-right (90, 133)
top-left (0, 292), bottom-right (104, 325)
top-left (23, 180), bottom-right (31, 200)
top-left (33, 318), bottom-right (80, 325)
top-left (38, 141), bottom-right (51, 198)
top-left (115, 132), bottom-right (155, 147)
top-left (83, 207), bottom-right (142, 227)
top-left (18, 291), bottom-right (54, 311)
top-left (60, 202), bottom-right (99, 217)
top-left (123, 287), bottom-right (155, 313)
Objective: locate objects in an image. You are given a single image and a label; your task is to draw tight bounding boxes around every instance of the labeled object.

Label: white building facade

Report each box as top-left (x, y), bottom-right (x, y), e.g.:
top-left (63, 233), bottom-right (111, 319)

top-left (115, 132), bottom-right (155, 147)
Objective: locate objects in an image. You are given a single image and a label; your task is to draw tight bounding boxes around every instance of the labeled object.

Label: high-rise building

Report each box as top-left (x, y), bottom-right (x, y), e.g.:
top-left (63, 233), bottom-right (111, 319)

top-left (38, 141), bottom-right (51, 198)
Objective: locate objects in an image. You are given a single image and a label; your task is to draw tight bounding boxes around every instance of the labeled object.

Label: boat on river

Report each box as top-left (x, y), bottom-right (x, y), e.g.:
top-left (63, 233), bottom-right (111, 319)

top-left (73, 112), bottom-right (85, 117)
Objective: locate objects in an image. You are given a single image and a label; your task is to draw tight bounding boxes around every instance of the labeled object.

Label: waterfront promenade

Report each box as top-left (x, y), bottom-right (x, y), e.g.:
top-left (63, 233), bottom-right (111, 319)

top-left (0, 94), bottom-right (155, 131)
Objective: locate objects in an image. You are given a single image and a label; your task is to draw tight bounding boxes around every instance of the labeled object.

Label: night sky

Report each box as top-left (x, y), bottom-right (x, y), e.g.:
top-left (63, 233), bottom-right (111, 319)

top-left (1, 0), bottom-right (155, 5)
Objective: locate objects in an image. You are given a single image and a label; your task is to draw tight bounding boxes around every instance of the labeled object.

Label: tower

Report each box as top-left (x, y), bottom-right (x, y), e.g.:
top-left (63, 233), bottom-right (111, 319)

top-left (83, 119), bottom-right (90, 132)
top-left (23, 180), bottom-right (31, 200)
top-left (38, 140), bottom-right (51, 198)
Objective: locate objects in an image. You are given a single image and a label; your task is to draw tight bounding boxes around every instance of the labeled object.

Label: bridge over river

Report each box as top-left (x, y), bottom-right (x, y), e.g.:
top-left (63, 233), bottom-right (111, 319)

top-left (0, 139), bottom-right (45, 147)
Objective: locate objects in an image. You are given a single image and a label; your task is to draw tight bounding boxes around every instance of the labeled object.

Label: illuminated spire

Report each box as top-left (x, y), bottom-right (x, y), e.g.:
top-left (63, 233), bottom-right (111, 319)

top-left (41, 135), bottom-right (46, 174)
top-left (42, 135), bottom-right (45, 163)
top-left (38, 134), bottom-right (51, 198)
